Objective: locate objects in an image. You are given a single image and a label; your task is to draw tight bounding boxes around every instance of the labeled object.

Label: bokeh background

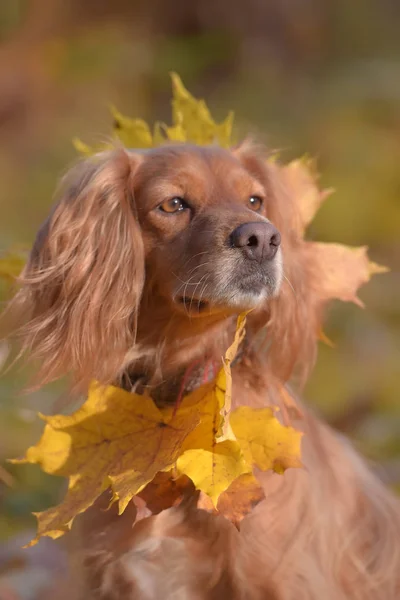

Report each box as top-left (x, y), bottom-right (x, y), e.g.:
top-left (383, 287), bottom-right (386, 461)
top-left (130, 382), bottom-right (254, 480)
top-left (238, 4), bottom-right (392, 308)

top-left (0, 0), bottom-right (399, 595)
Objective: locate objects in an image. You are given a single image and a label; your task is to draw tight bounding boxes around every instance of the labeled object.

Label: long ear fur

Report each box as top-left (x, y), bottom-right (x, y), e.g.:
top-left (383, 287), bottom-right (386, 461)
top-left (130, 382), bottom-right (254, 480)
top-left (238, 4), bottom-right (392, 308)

top-left (4, 149), bottom-right (144, 390)
top-left (235, 141), bottom-right (320, 387)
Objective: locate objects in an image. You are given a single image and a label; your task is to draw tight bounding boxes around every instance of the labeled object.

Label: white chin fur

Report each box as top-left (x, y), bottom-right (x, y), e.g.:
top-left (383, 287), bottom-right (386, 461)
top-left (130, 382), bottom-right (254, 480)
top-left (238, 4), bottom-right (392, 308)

top-left (217, 250), bottom-right (283, 309)
top-left (222, 288), bottom-right (269, 309)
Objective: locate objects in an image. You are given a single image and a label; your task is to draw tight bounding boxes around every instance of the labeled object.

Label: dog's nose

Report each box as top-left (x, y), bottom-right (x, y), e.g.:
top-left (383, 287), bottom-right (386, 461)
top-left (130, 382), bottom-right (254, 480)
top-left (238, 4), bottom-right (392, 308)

top-left (230, 222), bottom-right (281, 262)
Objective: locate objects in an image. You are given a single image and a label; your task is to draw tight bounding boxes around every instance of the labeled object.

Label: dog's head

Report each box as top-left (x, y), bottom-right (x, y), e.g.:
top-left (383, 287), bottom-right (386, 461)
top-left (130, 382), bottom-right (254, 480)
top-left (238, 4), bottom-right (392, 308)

top-left (136, 143), bottom-right (282, 315)
top-left (6, 142), bottom-right (318, 389)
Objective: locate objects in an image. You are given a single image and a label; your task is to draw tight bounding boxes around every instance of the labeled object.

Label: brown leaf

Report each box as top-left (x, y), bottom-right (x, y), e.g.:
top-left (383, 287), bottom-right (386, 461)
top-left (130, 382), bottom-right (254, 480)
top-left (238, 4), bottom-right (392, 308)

top-left (198, 473), bottom-right (265, 529)
top-left (216, 473), bottom-right (265, 528)
top-left (137, 473), bottom-right (195, 514)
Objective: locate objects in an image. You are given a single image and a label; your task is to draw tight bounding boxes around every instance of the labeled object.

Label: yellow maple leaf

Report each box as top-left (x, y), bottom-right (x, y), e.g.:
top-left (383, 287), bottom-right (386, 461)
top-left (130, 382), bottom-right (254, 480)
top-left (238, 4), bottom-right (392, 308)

top-left (167, 313), bottom-right (245, 453)
top-left (230, 406), bottom-right (303, 474)
top-left (177, 440), bottom-right (250, 506)
top-left (173, 316), bottom-right (302, 505)
top-left (75, 73), bottom-right (234, 153)
top-left (217, 312), bottom-right (247, 440)
top-left (13, 382), bottom-right (204, 544)
top-left (110, 105), bottom-right (153, 148)
top-left (170, 72), bottom-right (234, 147)
top-left (11, 317), bottom-right (244, 543)
top-left (161, 119), bottom-right (187, 143)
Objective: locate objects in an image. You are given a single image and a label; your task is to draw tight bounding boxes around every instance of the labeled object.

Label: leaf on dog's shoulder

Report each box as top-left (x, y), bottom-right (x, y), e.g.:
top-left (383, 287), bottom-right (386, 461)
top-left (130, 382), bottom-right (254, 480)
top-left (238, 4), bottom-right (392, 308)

top-left (170, 72), bottom-right (233, 147)
top-left (306, 242), bottom-right (388, 307)
top-left (15, 382), bottom-right (204, 543)
top-left (110, 105), bottom-right (153, 148)
top-left (17, 312), bottom-right (303, 543)
top-left (198, 473), bottom-right (265, 528)
top-left (280, 158), bottom-right (333, 234)
top-left (230, 406), bottom-right (303, 474)
top-left (177, 440), bottom-right (251, 506)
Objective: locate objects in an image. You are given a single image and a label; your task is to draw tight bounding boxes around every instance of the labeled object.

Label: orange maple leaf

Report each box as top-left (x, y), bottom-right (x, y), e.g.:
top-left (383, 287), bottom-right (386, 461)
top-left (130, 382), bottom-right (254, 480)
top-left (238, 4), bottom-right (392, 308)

top-left (198, 472), bottom-right (266, 528)
top-left (305, 242), bottom-right (388, 308)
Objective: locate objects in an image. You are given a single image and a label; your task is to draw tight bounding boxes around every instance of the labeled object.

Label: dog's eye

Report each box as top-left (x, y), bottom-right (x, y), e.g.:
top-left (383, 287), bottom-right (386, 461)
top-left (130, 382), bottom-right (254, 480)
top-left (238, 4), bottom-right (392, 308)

top-left (248, 196), bottom-right (263, 211)
top-left (159, 197), bottom-right (189, 214)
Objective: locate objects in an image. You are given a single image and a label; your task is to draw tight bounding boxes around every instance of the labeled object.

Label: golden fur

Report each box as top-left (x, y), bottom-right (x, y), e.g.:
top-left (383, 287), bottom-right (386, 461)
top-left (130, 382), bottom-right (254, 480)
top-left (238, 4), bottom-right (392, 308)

top-left (3, 142), bottom-right (400, 599)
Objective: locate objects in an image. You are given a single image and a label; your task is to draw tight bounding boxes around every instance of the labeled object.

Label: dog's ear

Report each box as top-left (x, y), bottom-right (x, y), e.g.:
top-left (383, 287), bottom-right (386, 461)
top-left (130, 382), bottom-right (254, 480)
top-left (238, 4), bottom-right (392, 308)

top-left (5, 149), bottom-right (145, 390)
top-left (234, 141), bottom-right (319, 387)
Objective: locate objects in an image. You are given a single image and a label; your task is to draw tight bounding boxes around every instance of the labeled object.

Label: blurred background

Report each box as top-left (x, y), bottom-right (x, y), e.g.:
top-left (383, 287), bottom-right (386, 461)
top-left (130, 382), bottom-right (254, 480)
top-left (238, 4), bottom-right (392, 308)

top-left (0, 0), bottom-right (399, 596)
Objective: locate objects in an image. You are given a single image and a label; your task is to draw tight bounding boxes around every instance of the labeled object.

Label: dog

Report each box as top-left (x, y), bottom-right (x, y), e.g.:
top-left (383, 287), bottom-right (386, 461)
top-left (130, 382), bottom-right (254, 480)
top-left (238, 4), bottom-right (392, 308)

top-left (4, 142), bottom-right (400, 599)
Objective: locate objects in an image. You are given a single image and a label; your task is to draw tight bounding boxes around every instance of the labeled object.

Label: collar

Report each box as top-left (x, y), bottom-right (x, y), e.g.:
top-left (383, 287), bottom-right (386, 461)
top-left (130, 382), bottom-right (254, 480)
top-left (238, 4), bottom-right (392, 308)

top-left (121, 348), bottom-right (244, 408)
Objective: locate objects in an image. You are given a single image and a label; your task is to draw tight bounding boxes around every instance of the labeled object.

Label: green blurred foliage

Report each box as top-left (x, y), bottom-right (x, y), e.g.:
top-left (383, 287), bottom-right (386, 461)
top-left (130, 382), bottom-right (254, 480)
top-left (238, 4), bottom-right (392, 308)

top-left (0, 0), bottom-right (399, 539)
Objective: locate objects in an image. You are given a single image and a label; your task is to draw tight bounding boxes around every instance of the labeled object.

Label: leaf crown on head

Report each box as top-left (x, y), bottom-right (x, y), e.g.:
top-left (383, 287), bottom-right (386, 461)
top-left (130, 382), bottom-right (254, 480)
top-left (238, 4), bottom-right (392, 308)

top-left (74, 72), bottom-right (234, 154)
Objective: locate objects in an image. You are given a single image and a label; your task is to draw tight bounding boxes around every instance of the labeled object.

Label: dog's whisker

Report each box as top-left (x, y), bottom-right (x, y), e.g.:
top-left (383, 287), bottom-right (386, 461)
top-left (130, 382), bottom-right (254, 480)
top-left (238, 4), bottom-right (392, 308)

top-left (173, 263), bottom-right (211, 304)
top-left (181, 251), bottom-right (210, 269)
top-left (180, 270), bottom-right (207, 317)
top-left (186, 261), bottom-right (211, 276)
top-left (189, 273), bottom-right (208, 314)
top-left (174, 268), bottom-right (209, 298)
top-left (197, 274), bottom-right (210, 312)
top-left (174, 275), bottom-right (208, 289)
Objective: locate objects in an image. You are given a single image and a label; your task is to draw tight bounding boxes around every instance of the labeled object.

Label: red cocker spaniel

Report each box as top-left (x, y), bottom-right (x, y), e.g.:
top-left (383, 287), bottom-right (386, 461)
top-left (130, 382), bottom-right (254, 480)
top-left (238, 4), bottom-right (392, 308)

top-left (5, 142), bottom-right (400, 599)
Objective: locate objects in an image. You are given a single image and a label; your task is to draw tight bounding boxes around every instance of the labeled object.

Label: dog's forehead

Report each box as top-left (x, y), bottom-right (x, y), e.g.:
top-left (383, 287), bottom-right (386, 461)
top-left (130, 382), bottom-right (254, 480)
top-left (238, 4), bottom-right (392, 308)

top-left (136, 143), bottom-right (236, 168)
top-left (132, 144), bottom-right (257, 192)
